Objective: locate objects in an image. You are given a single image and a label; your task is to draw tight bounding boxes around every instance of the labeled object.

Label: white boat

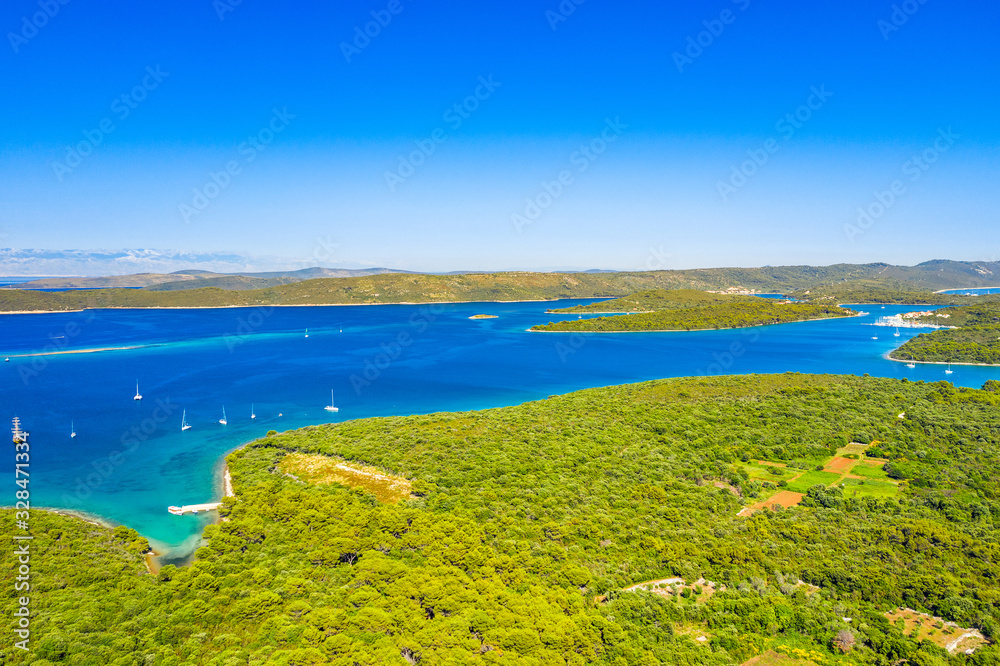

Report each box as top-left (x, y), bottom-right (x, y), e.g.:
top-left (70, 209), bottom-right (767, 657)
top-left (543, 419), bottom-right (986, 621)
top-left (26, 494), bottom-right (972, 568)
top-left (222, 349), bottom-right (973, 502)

top-left (906, 363), bottom-right (916, 369)
top-left (324, 389), bottom-right (339, 413)
top-left (4, 357), bottom-right (9, 362)
top-left (945, 363), bottom-right (954, 375)
top-left (133, 381), bottom-right (142, 401)
top-left (871, 336), bottom-right (878, 340)
top-left (70, 420), bottom-right (76, 438)
top-left (894, 327), bottom-right (900, 337)
top-left (181, 410), bottom-right (191, 431)
top-left (219, 407), bottom-right (228, 425)
top-left (250, 403), bottom-right (256, 420)
top-left (304, 328), bottom-right (309, 338)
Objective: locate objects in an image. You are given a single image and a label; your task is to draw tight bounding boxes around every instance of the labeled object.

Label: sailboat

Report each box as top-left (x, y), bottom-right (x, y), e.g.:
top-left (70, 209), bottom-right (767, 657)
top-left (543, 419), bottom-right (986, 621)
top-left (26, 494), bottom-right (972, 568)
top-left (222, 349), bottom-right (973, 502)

top-left (133, 381), bottom-right (142, 401)
top-left (219, 407), bottom-right (228, 425)
top-left (894, 327), bottom-right (900, 337)
top-left (324, 389), bottom-right (339, 413)
top-left (945, 362), bottom-right (954, 375)
top-left (250, 403), bottom-right (256, 420)
top-left (70, 420), bottom-right (76, 438)
top-left (906, 362), bottom-right (916, 369)
top-left (304, 329), bottom-right (309, 338)
top-left (181, 410), bottom-right (191, 431)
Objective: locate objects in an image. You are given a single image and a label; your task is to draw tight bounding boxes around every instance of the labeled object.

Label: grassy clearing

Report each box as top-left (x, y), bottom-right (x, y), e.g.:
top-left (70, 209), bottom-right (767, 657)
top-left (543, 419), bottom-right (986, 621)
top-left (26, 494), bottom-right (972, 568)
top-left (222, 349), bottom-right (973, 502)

top-left (850, 462), bottom-right (890, 480)
top-left (838, 443), bottom-right (869, 456)
top-left (277, 452), bottom-right (412, 503)
top-left (885, 608), bottom-right (988, 654)
top-left (785, 471), bottom-right (842, 493)
top-left (630, 577), bottom-right (720, 605)
top-left (838, 477), bottom-right (899, 499)
top-left (742, 462), bottom-right (800, 482)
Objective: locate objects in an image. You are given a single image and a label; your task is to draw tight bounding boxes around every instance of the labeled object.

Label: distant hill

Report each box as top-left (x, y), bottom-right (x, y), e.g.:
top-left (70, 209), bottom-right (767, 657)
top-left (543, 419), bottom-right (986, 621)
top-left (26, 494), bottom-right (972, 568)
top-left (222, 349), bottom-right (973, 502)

top-left (2, 261), bottom-right (999, 312)
top-left (9, 267), bottom-right (414, 291)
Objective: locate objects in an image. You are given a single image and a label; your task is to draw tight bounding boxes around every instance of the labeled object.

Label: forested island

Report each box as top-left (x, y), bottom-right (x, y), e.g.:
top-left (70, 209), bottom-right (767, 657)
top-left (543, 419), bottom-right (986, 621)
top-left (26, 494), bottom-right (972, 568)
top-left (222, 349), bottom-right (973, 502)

top-left (533, 292), bottom-right (854, 332)
top-left (5, 374), bottom-right (1000, 664)
top-left (891, 302), bottom-right (1000, 366)
top-left (547, 289), bottom-right (761, 314)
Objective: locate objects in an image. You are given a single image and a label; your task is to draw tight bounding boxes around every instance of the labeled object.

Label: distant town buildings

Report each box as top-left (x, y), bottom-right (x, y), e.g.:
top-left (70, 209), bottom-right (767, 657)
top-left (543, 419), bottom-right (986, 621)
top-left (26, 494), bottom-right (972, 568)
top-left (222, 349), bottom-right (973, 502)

top-left (901, 311), bottom-right (950, 319)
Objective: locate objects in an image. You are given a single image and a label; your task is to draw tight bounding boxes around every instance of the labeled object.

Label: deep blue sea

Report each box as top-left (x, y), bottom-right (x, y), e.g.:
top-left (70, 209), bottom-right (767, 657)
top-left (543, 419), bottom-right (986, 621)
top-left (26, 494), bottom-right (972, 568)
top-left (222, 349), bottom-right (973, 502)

top-left (2, 300), bottom-right (998, 560)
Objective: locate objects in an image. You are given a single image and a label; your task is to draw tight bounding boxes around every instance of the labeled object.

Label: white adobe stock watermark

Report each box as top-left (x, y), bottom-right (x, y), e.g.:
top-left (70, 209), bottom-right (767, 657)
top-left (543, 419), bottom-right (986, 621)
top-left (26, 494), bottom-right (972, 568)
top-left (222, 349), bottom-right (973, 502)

top-left (340, 0), bottom-right (413, 63)
top-left (384, 75), bottom-right (501, 191)
top-left (51, 66), bottom-right (169, 182)
top-left (878, 0), bottom-right (930, 40)
top-left (7, 0), bottom-right (71, 53)
top-left (716, 84), bottom-right (833, 201)
top-left (511, 117), bottom-right (628, 234)
top-left (672, 0), bottom-right (752, 73)
top-left (844, 127), bottom-right (958, 243)
top-left (545, 0), bottom-right (586, 30)
top-left (179, 107), bottom-right (295, 223)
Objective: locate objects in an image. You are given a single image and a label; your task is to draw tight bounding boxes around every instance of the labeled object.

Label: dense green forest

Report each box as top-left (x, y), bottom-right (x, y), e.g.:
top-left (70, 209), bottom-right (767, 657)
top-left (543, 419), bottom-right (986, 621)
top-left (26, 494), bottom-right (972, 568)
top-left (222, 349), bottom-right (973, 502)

top-left (547, 289), bottom-right (761, 314)
top-left (5, 374), bottom-right (1000, 664)
top-left (532, 300), bottom-right (854, 332)
top-left (891, 302), bottom-right (1000, 365)
top-left (2, 262), bottom-right (998, 312)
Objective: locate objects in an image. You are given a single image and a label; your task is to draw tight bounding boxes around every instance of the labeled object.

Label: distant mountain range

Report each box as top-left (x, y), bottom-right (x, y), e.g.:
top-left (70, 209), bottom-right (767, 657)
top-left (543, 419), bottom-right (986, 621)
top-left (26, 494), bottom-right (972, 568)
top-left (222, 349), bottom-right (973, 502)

top-left (0, 248), bottom-right (403, 281)
top-left (2, 260), bottom-right (999, 313)
top-left (10, 267), bottom-right (415, 291)
top-left (4, 259), bottom-right (998, 293)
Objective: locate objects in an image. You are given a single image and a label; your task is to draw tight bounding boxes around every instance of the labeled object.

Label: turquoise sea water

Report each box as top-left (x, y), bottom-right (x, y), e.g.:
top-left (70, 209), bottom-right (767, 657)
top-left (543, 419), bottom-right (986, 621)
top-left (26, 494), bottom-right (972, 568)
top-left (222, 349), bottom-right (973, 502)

top-left (2, 300), bottom-right (998, 560)
top-left (940, 287), bottom-right (1000, 295)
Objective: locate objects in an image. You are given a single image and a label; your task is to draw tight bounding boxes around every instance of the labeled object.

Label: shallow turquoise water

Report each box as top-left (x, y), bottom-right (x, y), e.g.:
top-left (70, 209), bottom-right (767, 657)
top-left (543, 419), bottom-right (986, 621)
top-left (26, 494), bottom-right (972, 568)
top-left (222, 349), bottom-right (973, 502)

top-left (2, 300), bottom-right (997, 558)
top-left (940, 287), bottom-right (1000, 295)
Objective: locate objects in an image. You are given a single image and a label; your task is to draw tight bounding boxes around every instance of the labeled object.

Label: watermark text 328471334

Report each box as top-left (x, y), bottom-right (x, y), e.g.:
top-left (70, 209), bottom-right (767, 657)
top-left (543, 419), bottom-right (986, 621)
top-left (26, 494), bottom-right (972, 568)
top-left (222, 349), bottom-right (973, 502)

top-left (12, 417), bottom-right (33, 651)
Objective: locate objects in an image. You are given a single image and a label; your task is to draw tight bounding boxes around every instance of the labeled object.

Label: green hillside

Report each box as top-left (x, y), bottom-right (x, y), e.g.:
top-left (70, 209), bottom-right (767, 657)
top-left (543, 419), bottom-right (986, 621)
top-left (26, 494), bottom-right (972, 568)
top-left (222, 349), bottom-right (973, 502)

top-left (533, 299), bottom-right (854, 332)
top-left (891, 301), bottom-right (1000, 365)
top-left (5, 374), bottom-right (1000, 664)
top-left (3, 261), bottom-right (1000, 311)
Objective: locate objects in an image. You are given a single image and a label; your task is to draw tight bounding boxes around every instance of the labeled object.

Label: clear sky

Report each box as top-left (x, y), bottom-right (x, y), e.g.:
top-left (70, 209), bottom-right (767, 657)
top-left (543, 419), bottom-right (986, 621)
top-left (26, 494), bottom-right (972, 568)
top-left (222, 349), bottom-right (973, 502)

top-left (1, 0), bottom-right (997, 273)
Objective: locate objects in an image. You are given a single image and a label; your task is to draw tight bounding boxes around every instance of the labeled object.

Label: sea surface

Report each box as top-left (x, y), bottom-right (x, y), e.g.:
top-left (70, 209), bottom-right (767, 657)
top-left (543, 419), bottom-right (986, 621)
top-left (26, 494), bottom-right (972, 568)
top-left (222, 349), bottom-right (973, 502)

top-left (940, 287), bottom-right (1000, 295)
top-left (2, 300), bottom-right (998, 561)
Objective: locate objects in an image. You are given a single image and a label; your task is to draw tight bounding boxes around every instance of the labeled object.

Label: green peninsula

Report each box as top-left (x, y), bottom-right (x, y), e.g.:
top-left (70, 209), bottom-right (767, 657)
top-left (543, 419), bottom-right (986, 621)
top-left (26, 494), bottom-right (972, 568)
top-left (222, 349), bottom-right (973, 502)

top-left (2, 260), bottom-right (999, 312)
top-left (5, 374), bottom-right (1000, 664)
top-left (548, 288), bottom-right (760, 314)
top-left (891, 301), bottom-right (1000, 365)
top-left (533, 291), bottom-right (854, 332)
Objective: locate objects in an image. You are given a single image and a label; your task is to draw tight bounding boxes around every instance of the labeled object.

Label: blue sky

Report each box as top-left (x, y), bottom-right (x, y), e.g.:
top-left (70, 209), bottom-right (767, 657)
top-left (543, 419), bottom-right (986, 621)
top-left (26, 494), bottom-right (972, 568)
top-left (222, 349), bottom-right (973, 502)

top-left (1, 0), bottom-right (997, 273)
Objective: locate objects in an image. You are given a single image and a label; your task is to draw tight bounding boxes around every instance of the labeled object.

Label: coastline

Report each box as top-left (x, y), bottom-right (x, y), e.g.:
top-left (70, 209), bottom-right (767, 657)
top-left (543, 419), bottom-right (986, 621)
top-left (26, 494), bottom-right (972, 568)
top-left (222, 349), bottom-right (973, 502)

top-left (0, 308), bottom-right (87, 315)
top-left (883, 351), bottom-right (1000, 368)
top-left (527, 312), bottom-right (861, 334)
top-left (932, 287), bottom-right (1000, 294)
top-left (0, 296), bottom-right (602, 316)
top-left (33, 506), bottom-right (162, 575)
